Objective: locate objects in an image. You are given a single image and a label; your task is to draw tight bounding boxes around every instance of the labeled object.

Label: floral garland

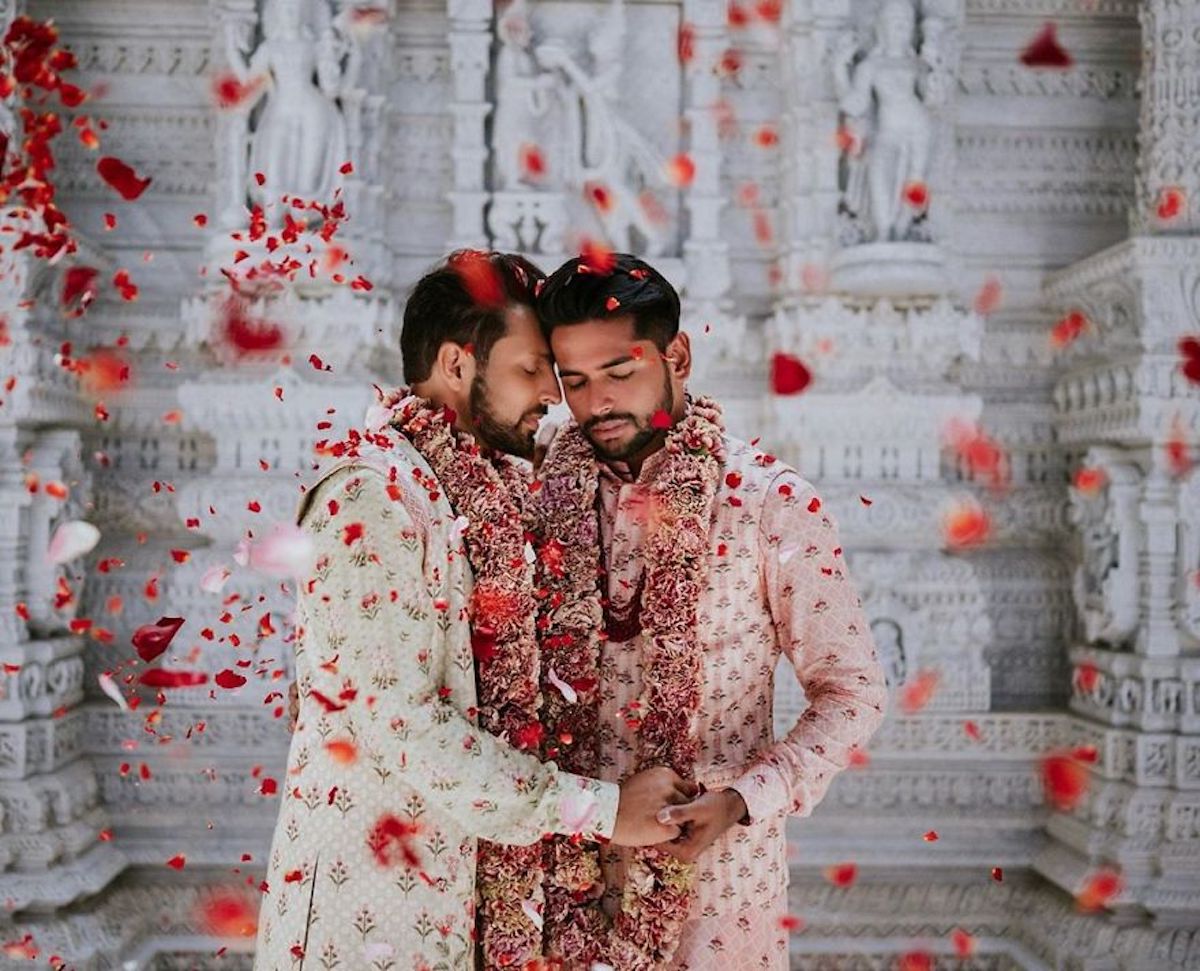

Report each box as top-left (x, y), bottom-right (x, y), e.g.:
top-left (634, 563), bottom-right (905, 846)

top-left (369, 387), bottom-right (725, 967)
top-left (533, 396), bottom-right (726, 968)
top-left (378, 388), bottom-right (547, 969)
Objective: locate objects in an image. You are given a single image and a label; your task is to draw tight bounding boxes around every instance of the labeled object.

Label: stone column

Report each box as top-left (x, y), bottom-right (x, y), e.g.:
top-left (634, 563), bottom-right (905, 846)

top-left (0, 254), bottom-right (126, 923)
top-left (446, 0), bottom-right (492, 249)
top-left (1038, 0), bottom-right (1200, 924)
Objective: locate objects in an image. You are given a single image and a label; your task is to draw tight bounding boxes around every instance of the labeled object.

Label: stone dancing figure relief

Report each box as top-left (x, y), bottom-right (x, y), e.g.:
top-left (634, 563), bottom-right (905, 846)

top-left (221, 0), bottom-right (350, 225)
top-left (831, 0), bottom-right (941, 245)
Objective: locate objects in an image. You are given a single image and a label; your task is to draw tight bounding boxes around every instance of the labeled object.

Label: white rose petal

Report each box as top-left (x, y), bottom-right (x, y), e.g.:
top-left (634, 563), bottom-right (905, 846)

top-left (523, 541), bottom-right (536, 565)
top-left (97, 673), bottom-right (129, 711)
top-left (200, 564), bottom-right (232, 594)
top-left (779, 544), bottom-right (799, 565)
top-left (520, 899), bottom-right (543, 931)
top-left (47, 520), bottom-right (101, 566)
top-left (241, 523), bottom-right (315, 579)
top-left (547, 667), bottom-right (578, 704)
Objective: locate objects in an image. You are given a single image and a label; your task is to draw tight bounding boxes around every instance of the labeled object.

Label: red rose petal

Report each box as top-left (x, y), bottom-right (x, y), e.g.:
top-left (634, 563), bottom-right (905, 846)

top-left (215, 669), bottom-right (247, 690)
top-left (823, 862), bottom-right (857, 887)
top-left (166, 854), bottom-right (187, 870)
top-left (650, 410), bottom-right (673, 430)
top-left (1076, 867), bottom-right (1123, 912)
top-left (899, 669), bottom-right (940, 714)
top-left (97, 156), bottom-right (152, 200)
top-left (131, 616), bottom-right (185, 663)
top-left (139, 668), bottom-right (207, 689)
top-left (770, 352), bottom-right (812, 395)
top-left (1041, 750), bottom-right (1090, 811)
top-left (1020, 21), bottom-right (1073, 69)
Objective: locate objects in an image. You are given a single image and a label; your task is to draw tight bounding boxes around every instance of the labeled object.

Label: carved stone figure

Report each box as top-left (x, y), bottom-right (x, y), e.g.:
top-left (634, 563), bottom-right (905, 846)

top-left (490, 0), bottom-right (667, 254)
top-left (831, 0), bottom-right (942, 244)
top-left (222, 0), bottom-right (350, 223)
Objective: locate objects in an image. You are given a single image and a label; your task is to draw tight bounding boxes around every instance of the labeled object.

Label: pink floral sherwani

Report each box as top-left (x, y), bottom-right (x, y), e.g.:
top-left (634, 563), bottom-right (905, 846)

top-left (254, 437), bottom-right (619, 971)
top-left (591, 431), bottom-right (888, 969)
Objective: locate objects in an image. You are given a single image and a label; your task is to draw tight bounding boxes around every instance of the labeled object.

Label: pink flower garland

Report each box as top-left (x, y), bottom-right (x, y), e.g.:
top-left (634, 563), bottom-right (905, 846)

top-left (359, 388), bottom-right (725, 967)
top-left (533, 396), bottom-right (726, 968)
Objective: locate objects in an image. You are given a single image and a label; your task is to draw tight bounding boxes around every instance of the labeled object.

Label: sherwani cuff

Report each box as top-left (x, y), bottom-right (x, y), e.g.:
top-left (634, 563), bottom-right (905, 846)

top-left (554, 772), bottom-right (621, 842)
top-left (729, 761), bottom-right (792, 825)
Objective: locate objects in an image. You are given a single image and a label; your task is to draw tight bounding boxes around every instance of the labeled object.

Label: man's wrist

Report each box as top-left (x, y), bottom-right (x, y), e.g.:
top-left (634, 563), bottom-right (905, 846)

top-left (722, 788), bottom-right (750, 826)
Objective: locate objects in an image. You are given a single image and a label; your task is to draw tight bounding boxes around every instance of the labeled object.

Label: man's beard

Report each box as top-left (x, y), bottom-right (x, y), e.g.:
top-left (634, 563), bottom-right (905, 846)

top-left (469, 375), bottom-right (545, 460)
top-left (582, 366), bottom-right (674, 462)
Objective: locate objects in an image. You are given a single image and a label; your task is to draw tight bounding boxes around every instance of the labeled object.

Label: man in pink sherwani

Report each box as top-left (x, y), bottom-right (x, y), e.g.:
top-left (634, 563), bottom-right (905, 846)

top-left (536, 254), bottom-right (889, 969)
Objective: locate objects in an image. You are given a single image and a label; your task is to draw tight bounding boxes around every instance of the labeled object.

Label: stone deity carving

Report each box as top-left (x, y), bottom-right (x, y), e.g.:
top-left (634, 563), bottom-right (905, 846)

top-left (831, 0), bottom-right (944, 245)
top-left (221, 0), bottom-right (351, 225)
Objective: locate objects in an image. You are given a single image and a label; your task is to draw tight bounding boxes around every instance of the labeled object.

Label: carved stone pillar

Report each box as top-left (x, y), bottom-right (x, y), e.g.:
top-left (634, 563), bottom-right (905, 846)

top-left (447, 0), bottom-right (492, 248)
top-left (1038, 0), bottom-right (1200, 924)
top-left (1130, 0), bottom-right (1200, 237)
top-left (678, 0), bottom-right (742, 385)
top-left (0, 247), bottom-right (127, 922)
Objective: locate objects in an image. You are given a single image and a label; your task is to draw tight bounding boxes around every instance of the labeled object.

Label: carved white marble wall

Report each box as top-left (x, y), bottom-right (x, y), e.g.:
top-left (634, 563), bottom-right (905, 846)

top-left (1036, 0), bottom-right (1200, 926)
top-left (4, 0), bottom-right (1200, 967)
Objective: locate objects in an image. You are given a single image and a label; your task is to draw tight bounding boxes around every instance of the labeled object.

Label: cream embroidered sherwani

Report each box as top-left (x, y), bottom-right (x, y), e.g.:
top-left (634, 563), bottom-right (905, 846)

top-left (588, 432), bottom-right (888, 970)
top-left (254, 438), bottom-right (619, 971)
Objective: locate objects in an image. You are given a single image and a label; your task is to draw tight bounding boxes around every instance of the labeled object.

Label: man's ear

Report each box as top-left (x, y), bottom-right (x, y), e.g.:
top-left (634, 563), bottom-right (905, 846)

top-left (432, 341), bottom-right (477, 393)
top-left (663, 332), bottom-right (692, 382)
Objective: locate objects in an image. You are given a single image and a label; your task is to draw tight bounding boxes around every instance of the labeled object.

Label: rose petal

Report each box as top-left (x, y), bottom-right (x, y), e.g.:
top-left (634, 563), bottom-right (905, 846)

top-left (97, 673), bottom-right (129, 710)
top-left (97, 156), bottom-right (152, 200)
top-left (547, 667), bottom-right (578, 704)
top-left (48, 520), bottom-right (101, 565)
top-left (131, 616), bottom-right (185, 663)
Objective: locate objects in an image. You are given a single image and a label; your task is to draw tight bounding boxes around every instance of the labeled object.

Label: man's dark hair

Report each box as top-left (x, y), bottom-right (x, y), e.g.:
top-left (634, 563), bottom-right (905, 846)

top-left (400, 250), bottom-right (546, 384)
top-left (536, 253), bottom-right (680, 350)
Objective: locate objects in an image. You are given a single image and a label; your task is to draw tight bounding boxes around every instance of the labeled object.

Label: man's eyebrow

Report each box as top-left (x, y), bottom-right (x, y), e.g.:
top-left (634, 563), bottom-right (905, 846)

top-left (558, 355), bottom-right (635, 378)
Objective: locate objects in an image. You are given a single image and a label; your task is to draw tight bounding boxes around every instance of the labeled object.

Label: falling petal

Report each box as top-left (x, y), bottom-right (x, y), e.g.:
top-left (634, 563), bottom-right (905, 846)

top-left (1155, 186), bottom-right (1186, 222)
top-left (449, 250), bottom-right (505, 308)
top-left (200, 564), bottom-right (232, 594)
top-left (61, 266), bottom-right (99, 313)
top-left (770, 352), bottom-right (812, 395)
top-left (1076, 867), bottom-right (1123, 912)
top-left (1073, 466), bottom-right (1106, 495)
top-left (1019, 22), bottom-right (1073, 69)
top-left (899, 669), bottom-right (940, 714)
top-left (131, 616), bottom-right (185, 663)
top-left (1041, 750), bottom-right (1090, 811)
top-left (195, 889), bottom-right (258, 938)
top-left (902, 180), bottom-right (929, 210)
top-left (973, 275), bottom-right (1003, 315)
top-left (47, 520), bottom-right (101, 565)
top-left (97, 673), bottom-right (129, 710)
top-left (237, 523), bottom-right (316, 579)
top-left (1179, 336), bottom-right (1200, 385)
top-left (951, 928), bottom-right (976, 958)
top-left (139, 668), bottom-right (208, 689)
top-left (664, 153), bottom-right (696, 187)
top-left (547, 667), bottom-right (578, 704)
top-left (823, 862), bottom-right (857, 887)
top-left (96, 156), bottom-right (152, 200)
top-left (215, 669), bottom-right (247, 690)
top-left (325, 739), bottom-right (359, 764)
top-left (942, 500), bottom-right (990, 549)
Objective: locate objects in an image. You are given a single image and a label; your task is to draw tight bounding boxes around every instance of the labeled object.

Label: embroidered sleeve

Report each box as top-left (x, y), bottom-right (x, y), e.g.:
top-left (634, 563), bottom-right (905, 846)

top-left (299, 466), bottom-right (618, 844)
top-left (729, 469), bottom-right (888, 824)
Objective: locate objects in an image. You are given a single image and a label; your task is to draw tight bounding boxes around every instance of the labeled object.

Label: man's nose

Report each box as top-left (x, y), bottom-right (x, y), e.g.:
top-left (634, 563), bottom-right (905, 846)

top-left (588, 385), bottom-right (613, 418)
top-left (540, 372), bottom-right (561, 406)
